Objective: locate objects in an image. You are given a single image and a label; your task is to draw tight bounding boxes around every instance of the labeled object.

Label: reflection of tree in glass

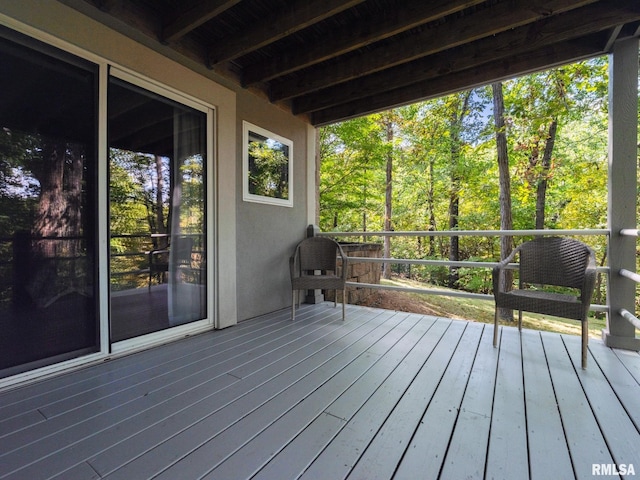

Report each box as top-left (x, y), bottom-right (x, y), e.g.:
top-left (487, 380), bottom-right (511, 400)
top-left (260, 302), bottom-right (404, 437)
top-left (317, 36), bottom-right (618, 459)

top-left (108, 148), bottom-right (206, 289)
top-left (0, 129), bottom-right (91, 305)
top-left (0, 130), bottom-right (85, 256)
top-left (248, 140), bottom-right (289, 199)
top-left (109, 149), bottom-right (170, 288)
top-left (109, 149), bottom-right (170, 241)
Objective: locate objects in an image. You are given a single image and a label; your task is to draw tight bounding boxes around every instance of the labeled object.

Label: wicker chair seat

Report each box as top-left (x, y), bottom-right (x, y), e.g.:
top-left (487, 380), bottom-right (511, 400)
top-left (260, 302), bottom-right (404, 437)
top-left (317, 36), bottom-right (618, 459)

top-left (291, 274), bottom-right (344, 291)
top-left (495, 289), bottom-right (583, 321)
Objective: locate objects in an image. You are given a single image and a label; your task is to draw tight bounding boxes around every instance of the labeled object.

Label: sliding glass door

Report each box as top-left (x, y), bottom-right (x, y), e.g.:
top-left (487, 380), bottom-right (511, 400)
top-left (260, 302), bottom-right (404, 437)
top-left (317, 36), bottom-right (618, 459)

top-left (108, 73), bottom-right (209, 343)
top-left (0, 25), bottom-right (214, 382)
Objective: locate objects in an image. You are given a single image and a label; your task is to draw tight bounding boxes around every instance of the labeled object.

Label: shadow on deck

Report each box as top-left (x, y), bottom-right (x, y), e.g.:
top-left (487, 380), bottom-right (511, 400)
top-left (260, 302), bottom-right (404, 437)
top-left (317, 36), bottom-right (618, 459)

top-left (0, 303), bottom-right (639, 479)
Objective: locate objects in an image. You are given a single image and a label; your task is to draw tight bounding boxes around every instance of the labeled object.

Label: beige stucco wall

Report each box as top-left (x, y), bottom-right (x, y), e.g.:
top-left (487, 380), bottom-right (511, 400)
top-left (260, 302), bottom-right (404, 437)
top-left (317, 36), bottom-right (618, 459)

top-left (235, 90), bottom-right (314, 321)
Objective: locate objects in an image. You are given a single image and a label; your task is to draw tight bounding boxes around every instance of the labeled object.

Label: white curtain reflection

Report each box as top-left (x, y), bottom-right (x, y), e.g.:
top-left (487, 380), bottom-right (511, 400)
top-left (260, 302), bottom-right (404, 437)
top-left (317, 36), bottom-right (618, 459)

top-left (168, 109), bottom-right (205, 325)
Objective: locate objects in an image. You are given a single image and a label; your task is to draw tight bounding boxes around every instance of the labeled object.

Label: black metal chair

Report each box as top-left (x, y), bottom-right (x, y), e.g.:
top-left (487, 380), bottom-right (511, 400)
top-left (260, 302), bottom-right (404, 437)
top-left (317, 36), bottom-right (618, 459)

top-left (492, 236), bottom-right (597, 368)
top-left (289, 237), bottom-right (348, 321)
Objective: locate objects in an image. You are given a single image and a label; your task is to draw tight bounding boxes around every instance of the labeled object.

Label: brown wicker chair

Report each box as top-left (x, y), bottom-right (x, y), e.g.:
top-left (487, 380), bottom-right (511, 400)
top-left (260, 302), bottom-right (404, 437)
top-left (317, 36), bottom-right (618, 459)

top-left (289, 237), bottom-right (348, 321)
top-left (492, 236), bottom-right (597, 368)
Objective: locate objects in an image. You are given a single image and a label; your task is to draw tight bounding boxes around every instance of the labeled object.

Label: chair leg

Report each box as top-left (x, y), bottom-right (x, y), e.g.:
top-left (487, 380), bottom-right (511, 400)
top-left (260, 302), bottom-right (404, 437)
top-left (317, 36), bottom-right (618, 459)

top-left (342, 287), bottom-right (346, 320)
top-left (493, 308), bottom-right (499, 347)
top-left (292, 290), bottom-right (296, 321)
top-left (518, 310), bottom-right (522, 331)
top-left (581, 319), bottom-right (588, 369)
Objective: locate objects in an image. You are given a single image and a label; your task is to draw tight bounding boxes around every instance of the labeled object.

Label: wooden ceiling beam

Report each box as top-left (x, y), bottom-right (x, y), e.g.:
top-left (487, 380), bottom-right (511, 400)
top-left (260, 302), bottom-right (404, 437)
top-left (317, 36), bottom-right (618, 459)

top-left (270, 0), bottom-right (599, 102)
top-left (294, 1), bottom-right (640, 115)
top-left (310, 35), bottom-right (606, 126)
top-left (207, 0), bottom-right (365, 65)
top-left (242, 0), bottom-right (485, 86)
top-left (162, 0), bottom-right (241, 44)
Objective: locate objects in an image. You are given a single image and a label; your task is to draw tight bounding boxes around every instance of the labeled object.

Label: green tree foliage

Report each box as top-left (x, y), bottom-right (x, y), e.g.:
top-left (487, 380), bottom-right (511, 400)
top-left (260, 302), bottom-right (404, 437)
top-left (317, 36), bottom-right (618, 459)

top-left (319, 58), bottom-right (611, 295)
top-left (248, 140), bottom-right (289, 199)
top-left (319, 115), bottom-right (390, 232)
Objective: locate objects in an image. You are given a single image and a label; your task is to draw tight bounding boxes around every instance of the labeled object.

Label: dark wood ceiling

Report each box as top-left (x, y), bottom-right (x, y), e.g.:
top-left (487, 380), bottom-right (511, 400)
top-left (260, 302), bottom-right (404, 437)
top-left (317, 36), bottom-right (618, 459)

top-left (65, 0), bottom-right (640, 126)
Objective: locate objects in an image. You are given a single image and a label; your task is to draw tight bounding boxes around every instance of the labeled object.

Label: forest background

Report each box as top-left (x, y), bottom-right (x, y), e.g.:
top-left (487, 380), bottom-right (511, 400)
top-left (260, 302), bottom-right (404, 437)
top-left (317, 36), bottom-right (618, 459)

top-left (318, 55), bottom-right (637, 314)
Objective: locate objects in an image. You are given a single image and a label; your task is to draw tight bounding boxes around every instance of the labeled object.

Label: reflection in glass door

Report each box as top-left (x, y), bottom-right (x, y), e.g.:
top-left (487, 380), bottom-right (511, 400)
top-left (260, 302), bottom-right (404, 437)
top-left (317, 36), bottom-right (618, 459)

top-left (0, 32), bottom-right (99, 378)
top-left (108, 75), bottom-right (207, 342)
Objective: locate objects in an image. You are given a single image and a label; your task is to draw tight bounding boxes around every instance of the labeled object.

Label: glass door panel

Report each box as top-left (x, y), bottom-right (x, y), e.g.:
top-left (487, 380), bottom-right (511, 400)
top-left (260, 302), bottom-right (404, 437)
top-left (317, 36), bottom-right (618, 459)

top-left (0, 32), bottom-right (99, 378)
top-left (108, 76), bottom-right (207, 342)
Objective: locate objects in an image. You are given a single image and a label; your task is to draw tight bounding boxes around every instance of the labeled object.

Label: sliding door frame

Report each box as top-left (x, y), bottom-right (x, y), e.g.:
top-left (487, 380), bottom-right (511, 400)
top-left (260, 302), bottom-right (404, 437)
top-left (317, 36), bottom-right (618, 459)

top-left (107, 67), bottom-right (217, 354)
top-left (0, 15), bottom-right (218, 389)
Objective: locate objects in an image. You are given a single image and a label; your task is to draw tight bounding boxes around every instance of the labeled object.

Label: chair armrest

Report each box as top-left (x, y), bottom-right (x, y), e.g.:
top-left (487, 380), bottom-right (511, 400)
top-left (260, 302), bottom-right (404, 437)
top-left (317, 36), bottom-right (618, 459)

top-left (289, 256), bottom-right (297, 279)
top-left (580, 254), bottom-right (597, 307)
top-left (147, 249), bottom-right (169, 266)
top-left (146, 248), bottom-right (169, 256)
top-left (290, 245), bottom-right (301, 280)
top-left (492, 246), bottom-right (520, 295)
top-left (336, 244), bottom-right (348, 280)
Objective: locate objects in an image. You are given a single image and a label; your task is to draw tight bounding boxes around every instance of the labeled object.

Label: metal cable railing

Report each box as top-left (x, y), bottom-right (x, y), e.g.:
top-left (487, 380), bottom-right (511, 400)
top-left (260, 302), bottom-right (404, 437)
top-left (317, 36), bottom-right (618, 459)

top-left (320, 229), bottom-right (611, 314)
top-left (618, 228), bottom-right (640, 330)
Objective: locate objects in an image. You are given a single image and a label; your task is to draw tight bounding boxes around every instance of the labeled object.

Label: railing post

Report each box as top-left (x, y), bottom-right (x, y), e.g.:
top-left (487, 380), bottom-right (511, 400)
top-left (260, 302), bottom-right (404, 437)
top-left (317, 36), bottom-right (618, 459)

top-left (603, 37), bottom-right (640, 351)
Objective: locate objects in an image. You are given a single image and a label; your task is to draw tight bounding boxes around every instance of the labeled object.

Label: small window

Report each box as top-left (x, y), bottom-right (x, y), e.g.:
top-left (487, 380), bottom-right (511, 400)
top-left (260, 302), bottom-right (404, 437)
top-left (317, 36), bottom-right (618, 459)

top-left (243, 121), bottom-right (293, 207)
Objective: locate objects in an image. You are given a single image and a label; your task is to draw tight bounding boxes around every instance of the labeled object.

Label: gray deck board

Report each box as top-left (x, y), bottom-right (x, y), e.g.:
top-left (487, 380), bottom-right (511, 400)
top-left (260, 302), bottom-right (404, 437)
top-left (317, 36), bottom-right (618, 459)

top-left (346, 321), bottom-right (467, 480)
top-left (0, 312), bottom-right (347, 475)
top-left (521, 329), bottom-right (574, 480)
top-left (564, 335), bottom-right (640, 472)
top-left (485, 326), bottom-right (529, 480)
top-left (393, 321), bottom-right (484, 480)
top-left (88, 307), bottom-right (386, 478)
top-left (438, 326), bottom-right (498, 480)
top-left (100, 308), bottom-right (403, 479)
top-left (541, 331), bottom-right (618, 479)
top-left (207, 313), bottom-right (427, 480)
top-left (1, 303), bottom-right (639, 480)
top-left (298, 316), bottom-right (450, 480)
top-left (589, 340), bottom-right (640, 431)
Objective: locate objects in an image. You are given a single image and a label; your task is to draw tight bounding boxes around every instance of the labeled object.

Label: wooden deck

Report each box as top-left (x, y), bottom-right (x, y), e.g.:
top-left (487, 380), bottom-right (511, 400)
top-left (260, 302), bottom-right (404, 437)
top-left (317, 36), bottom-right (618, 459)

top-left (1, 303), bottom-right (639, 480)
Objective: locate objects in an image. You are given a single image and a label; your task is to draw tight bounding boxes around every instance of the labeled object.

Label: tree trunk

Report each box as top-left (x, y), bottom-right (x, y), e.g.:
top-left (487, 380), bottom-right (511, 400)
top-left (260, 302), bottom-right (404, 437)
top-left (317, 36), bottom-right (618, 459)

top-left (535, 119), bottom-right (557, 230)
top-left (447, 91), bottom-right (471, 288)
top-left (29, 140), bottom-right (85, 303)
top-left (427, 155), bottom-right (436, 256)
top-left (33, 142), bottom-right (84, 258)
top-left (492, 82), bottom-right (514, 321)
top-left (362, 168), bottom-right (367, 241)
top-left (33, 142), bottom-right (65, 258)
top-left (383, 117), bottom-right (393, 280)
top-left (448, 184), bottom-right (459, 288)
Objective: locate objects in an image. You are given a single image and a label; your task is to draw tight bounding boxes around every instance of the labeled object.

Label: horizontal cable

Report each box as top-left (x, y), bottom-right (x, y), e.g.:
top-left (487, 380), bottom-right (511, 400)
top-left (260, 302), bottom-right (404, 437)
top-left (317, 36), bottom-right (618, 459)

top-left (346, 256), bottom-right (610, 274)
top-left (619, 308), bottom-right (640, 330)
top-left (346, 281), bottom-right (609, 313)
top-left (323, 229), bottom-right (609, 238)
top-left (619, 268), bottom-right (640, 284)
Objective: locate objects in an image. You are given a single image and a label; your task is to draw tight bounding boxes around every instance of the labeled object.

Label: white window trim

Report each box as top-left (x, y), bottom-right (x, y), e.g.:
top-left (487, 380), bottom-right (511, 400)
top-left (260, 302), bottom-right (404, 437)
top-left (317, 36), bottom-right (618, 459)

top-left (242, 121), bottom-right (294, 207)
